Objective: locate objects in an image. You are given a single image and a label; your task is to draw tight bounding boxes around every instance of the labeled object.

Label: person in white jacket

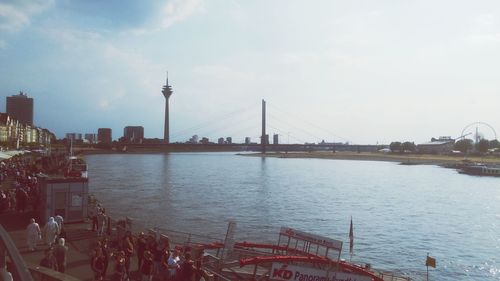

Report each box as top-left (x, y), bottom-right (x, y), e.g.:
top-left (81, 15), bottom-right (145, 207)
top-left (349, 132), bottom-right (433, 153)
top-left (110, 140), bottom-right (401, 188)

top-left (44, 217), bottom-right (59, 247)
top-left (26, 218), bottom-right (41, 251)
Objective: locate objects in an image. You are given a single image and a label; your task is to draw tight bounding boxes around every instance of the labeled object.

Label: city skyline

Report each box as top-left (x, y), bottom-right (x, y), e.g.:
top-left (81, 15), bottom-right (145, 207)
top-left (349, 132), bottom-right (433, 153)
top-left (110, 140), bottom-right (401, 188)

top-left (1, 1), bottom-right (500, 144)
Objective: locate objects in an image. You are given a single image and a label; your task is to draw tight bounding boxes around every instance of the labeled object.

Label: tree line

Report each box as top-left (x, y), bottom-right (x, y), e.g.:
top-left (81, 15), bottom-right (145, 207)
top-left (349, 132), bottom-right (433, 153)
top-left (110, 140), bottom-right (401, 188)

top-left (388, 139), bottom-right (500, 154)
top-left (454, 139), bottom-right (500, 154)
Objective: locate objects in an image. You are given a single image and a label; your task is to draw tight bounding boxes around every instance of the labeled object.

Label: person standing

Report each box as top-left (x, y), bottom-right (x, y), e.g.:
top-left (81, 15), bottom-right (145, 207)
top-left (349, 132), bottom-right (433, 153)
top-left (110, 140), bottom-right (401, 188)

top-left (26, 218), bottom-right (41, 251)
top-left (123, 231), bottom-right (134, 278)
top-left (97, 210), bottom-right (107, 237)
top-left (101, 239), bottom-right (110, 279)
top-left (44, 217), bottom-right (59, 248)
top-left (136, 232), bottom-right (147, 272)
top-left (141, 251), bottom-right (154, 281)
top-left (167, 249), bottom-right (181, 280)
top-left (91, 247), bottom-right (105, 281)
top-left (53, 238), bottom-right (68, 273)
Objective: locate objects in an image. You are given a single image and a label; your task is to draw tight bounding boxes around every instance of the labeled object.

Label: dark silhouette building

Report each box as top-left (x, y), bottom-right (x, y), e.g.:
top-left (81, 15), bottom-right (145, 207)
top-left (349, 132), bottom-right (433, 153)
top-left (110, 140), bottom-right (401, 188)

top-left (273, 134), bottom-right (279, 145)
top-left (162, 73), bottom-right (173, 143)
top-left (98, 128), bottom-right (112, 144)
top-left (123, 126), bottom-right (144, 143)
top-left (6, 92), bottom-right (34, 125)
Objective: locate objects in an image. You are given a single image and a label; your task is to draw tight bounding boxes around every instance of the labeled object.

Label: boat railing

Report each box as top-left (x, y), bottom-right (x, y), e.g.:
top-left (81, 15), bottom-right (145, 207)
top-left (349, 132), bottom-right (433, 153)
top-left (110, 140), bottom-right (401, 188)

top-left (376, 270), bottom-right (412, 281)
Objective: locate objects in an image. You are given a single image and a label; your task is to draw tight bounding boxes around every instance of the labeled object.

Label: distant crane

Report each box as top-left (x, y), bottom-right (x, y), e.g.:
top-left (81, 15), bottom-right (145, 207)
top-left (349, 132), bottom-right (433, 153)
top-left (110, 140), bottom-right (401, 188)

top-left (454, 132), bottom-right (472, 141)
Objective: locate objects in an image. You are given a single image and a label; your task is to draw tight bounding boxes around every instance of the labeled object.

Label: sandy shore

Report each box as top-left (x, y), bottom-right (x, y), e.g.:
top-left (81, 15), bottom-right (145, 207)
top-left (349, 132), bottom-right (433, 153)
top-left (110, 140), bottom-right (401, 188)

top-left (239, 151), bottom-right (500, 166)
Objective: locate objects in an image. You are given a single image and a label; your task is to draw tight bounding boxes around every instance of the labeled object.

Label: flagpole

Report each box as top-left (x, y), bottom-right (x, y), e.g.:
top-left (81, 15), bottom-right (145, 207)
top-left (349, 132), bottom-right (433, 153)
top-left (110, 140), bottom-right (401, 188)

top-left (349, 216), bottom-right (353, 262)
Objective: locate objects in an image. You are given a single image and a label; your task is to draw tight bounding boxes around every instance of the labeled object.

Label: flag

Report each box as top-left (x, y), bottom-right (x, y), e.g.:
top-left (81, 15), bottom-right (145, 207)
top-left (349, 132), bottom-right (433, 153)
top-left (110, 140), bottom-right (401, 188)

top-left (349, 217), bottom-right (354, 255)
top-left (426, 255), bottom-right (436, 268)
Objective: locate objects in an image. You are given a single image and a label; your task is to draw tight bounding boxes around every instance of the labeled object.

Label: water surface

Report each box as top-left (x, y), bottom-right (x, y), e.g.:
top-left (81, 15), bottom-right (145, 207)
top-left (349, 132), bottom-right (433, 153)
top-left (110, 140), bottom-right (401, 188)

top-left (86, 153), bottom-right (500, 281)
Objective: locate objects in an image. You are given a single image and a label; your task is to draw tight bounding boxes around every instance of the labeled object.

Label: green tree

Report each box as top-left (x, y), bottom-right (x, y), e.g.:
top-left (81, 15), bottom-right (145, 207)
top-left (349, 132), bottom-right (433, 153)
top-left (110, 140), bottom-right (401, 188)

top-left (454, 139), bottom-right (473, 153)
top-left (402, 141), bottom-right (416, 152)
top-left (390, 141), bottom-right (402, 153)
top-left (476, 139), bottom-right (490, 154)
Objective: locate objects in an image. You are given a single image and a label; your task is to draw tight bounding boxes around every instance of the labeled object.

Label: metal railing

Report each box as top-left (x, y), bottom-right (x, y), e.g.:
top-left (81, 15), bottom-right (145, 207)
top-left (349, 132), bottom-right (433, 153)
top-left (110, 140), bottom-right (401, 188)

top-left (0, 225), bottom-right (34, 281)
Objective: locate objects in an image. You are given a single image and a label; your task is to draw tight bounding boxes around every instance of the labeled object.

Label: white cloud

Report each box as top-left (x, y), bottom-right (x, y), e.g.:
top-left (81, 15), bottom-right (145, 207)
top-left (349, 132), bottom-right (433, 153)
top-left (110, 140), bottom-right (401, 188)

top-left (118, 0), bottom-right (204, 35)
top-left (160, 0), bottom-right (204, 28)
top-left (0, 0), bottom-right (54, 32)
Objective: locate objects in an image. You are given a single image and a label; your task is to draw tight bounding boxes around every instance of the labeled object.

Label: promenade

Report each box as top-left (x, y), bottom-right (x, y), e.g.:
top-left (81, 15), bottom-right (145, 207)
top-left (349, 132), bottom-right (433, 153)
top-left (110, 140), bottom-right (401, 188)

top-left (1, 210), bottom-right (99, 281)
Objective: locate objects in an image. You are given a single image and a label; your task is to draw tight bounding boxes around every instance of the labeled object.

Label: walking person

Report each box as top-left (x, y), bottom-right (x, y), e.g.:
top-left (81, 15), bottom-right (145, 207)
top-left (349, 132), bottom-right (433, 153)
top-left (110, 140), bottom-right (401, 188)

top-left (53, 238), bottom-right (68, 273)
top-left (44, 217), bottom-right (60, 248)
top-left (26, 218), bottom-right (41, 251)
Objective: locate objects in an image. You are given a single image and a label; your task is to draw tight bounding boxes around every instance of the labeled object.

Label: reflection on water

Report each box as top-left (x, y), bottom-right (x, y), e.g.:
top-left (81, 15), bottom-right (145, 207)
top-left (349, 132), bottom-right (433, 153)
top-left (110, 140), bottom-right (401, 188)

top-left (86, 152), bottom-right (500, 281)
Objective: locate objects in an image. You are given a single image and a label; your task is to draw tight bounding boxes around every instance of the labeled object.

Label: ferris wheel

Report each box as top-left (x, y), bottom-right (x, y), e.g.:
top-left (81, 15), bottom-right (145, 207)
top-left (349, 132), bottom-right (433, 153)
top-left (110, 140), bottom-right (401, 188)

top-left (460, 122), bottom-right (497, 143)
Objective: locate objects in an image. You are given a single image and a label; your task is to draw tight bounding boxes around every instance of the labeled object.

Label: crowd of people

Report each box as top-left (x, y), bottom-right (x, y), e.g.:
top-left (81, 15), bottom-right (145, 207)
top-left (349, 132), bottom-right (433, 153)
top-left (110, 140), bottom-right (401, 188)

top-left (26, 216), bottom-right (68, 273)
top-left (90, 231), bottom-right (203, 281)
top-left (89, 227), bottom-right (208, 281)
top-left (0, 155), bottom-right (43, 214)
top-left (3, 153), bottom-right (211, 281)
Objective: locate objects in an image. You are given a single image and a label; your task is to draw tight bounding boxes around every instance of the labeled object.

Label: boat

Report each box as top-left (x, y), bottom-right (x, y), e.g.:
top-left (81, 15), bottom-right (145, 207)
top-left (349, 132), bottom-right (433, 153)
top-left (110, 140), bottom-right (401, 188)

top-left (65, 156), bottom-right (88, 178)
top-left (459, 164), bottom-right (500, 177)
top-left (195, 226), bottom-right (411, 281)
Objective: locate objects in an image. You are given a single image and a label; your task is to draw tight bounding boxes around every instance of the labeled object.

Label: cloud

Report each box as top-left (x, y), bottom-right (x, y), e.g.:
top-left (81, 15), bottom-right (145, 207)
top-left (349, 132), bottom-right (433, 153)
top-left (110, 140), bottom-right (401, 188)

top-left (0, 0), bottom-right (54, 32)
top-left (0, 40), bottom-right (6, 49)
top-left (160, 0), bottom-right (204, 29)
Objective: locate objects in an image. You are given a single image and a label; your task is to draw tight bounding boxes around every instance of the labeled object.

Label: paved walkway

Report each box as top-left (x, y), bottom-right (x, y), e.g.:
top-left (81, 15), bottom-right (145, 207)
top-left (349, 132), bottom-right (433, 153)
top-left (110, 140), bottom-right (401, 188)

top-left (1, 210), bottom-right (140, 281)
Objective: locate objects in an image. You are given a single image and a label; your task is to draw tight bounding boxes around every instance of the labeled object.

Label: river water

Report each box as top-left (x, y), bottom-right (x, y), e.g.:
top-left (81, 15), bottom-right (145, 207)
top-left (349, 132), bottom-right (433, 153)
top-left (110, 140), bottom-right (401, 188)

top-left (85, 153), bottom-right (500, 281)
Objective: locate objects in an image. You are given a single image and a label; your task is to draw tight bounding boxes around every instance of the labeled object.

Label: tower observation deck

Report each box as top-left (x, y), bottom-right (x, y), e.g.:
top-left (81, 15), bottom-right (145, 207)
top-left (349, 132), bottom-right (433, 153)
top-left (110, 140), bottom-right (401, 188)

top-left (162, 73), bottom-right (173, 143)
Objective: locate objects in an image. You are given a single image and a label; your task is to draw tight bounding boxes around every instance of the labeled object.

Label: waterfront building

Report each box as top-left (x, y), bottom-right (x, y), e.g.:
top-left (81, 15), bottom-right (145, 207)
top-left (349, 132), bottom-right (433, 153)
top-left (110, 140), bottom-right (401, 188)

top-left (123, 126), bottom-right (144, 143)
top-left (218, 137), bottom-right (224, 144)
top-left (261, 134), bottom-right (269, 145)
top-left (66, 133), bottom-right (83, 141)
top-left (417, 137), bottom-right (455, 154)
top-left (226, 137), bottom-right (232, 144)
top-left (0, 112), bottom-right (53, 147)
top-left (98, 128), bottom-right (112, 144)
top-left (6, 91), bottom-right (34, 126)
top-left (201, 137), bottom-right (209, 144)
top-left (273, 134), bottom-right (279, 145)
top-left (245, 137), bottom-right (251, 144)
top-left (84, 133), bottom-right (97, 144)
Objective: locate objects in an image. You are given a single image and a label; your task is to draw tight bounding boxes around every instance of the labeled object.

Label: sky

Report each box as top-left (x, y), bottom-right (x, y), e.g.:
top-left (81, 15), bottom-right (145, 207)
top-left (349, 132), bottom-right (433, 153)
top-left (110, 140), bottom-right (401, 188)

top-left (1, 0), bottom-right (499, 144)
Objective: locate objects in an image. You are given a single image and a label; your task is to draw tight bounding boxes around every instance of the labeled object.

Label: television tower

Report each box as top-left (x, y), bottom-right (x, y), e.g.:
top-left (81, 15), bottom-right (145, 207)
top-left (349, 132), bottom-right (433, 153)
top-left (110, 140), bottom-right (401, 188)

top-left (162, 72), bottom-right (173, 143)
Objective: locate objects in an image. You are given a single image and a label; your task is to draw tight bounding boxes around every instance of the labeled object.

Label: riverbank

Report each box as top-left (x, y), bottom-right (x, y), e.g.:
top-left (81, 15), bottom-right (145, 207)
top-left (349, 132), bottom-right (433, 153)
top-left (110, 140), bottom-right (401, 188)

top-left (239, 151), bottom-right (500, 166)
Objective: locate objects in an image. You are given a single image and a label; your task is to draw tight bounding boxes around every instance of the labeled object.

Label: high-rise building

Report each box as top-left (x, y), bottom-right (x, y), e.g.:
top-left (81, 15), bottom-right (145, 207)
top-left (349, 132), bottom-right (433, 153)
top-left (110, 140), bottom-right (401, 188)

top-left (273, 134), bottom-right (279, 145)
top-left (245, 137), bottom-right (251, 144)
top-left (84, 133), bottom-right (97, 144)
top-left (6, 92), bottom-right (34, 125)
top-left (66, 133), bottom-right (82, 141)
top-left (218, 137), bottom-right (224, 144)
top-left (123, 126), bottom-right (144, 143)
top-left (162, 73), bottom-right (173, 143)
top-left (98, 128), bottom-right (112, 144)
top-left (226, 137), bottom-right (232, 144)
